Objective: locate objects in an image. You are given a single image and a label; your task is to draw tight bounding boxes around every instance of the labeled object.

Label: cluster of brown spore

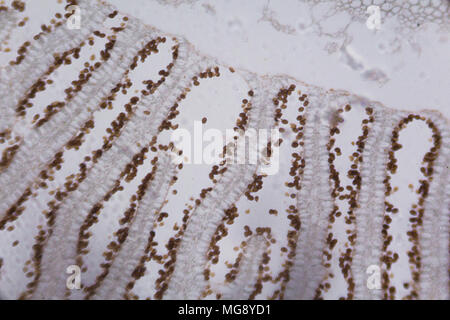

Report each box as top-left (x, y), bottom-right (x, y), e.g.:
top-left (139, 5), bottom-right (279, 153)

top-left (315, 104), bottom-right (374, 299)
top-left (0, 0), bottom-right (447, 300)
top-left (10, 21), bottom-right (174, 299)
top-left (117, 66), bottom-right (223, 300)
top-left (207, 85), bottom-right (310, 300)
top-left (81, 158), bottom-right (160, 299)
top-left (270, 86), bottom-right (308, 300)
top-left (381, 114), bottom-right (442, 300)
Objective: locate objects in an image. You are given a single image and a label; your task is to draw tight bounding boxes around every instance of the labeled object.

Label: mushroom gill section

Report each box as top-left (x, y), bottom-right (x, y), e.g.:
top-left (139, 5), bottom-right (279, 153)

top-left (0, 0), bottom-right (448, 300)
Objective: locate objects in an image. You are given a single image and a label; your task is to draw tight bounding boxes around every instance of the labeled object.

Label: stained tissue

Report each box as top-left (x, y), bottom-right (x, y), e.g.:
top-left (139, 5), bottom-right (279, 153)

top-left (0, 0), bottom-right (448, 300)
